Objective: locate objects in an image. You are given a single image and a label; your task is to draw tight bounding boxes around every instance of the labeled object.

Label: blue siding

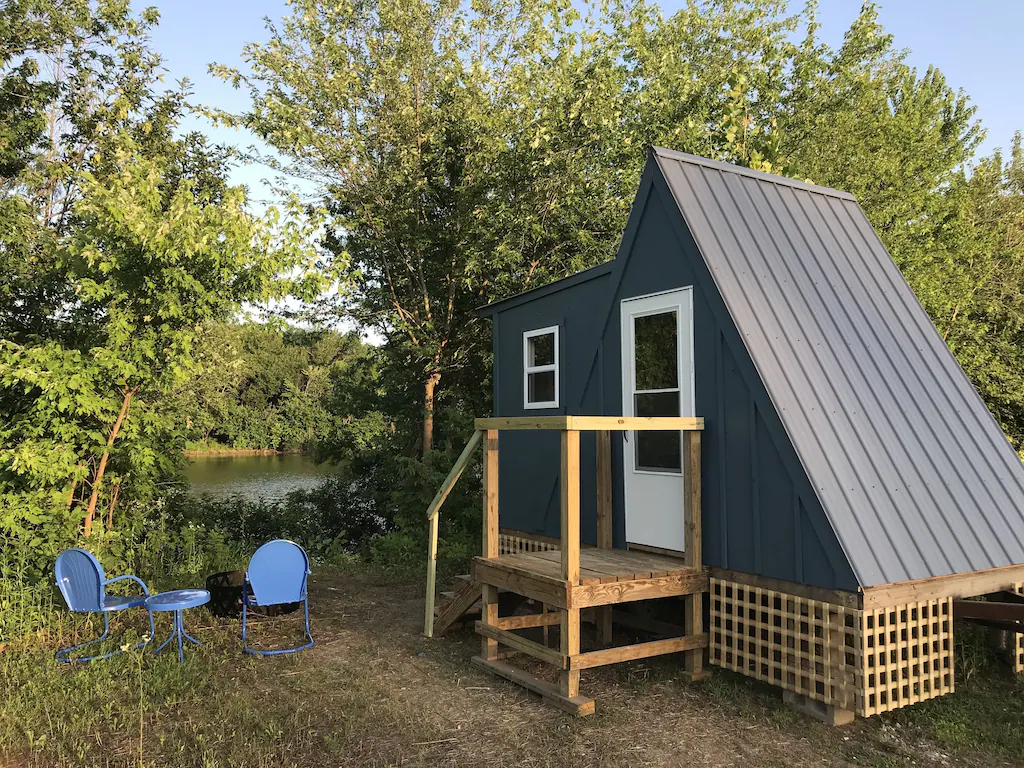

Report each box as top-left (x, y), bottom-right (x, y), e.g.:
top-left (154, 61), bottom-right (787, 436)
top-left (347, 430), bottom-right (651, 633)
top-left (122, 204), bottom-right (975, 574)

top-left (492, 271), bottom-right (610, 544)
top-left (486, 164), bottom-right (858, 591)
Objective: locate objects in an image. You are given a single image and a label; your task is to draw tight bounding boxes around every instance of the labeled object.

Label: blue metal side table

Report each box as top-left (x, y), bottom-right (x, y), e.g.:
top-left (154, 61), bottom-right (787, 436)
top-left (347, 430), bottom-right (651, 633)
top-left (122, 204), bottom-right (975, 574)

top-left (146, 589), bottom-right (211, 662)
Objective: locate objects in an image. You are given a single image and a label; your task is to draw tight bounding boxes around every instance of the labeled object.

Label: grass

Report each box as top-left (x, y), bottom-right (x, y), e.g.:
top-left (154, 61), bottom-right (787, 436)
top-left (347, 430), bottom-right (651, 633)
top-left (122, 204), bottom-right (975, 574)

top-left (4, 565), bottom-right (1024, 767)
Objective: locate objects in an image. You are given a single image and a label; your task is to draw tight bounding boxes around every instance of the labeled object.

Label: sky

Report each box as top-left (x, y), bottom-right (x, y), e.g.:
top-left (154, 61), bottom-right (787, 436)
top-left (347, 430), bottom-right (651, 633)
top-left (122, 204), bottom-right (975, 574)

top-left (147, 0), bottom-right (1024, 197)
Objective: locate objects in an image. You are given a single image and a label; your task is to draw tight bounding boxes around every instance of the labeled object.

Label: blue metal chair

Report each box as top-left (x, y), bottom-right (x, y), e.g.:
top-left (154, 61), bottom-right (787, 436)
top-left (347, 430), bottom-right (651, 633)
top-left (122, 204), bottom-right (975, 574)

top-left (53, 548), bottom-right (154, 663)
top-left (242, 539), bottom-right (313, 655)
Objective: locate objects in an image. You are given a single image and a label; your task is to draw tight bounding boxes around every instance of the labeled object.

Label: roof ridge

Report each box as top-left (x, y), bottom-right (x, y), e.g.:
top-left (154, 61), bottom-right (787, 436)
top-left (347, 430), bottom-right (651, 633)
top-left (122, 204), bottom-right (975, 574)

top-left (651, 147), bottom-right (857, 202)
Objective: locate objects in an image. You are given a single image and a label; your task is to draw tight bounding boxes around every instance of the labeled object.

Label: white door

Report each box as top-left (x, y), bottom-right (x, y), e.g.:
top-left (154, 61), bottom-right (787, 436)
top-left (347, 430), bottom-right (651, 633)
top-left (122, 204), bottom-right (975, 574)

top-left (620, 288), bottom-right (695, 553)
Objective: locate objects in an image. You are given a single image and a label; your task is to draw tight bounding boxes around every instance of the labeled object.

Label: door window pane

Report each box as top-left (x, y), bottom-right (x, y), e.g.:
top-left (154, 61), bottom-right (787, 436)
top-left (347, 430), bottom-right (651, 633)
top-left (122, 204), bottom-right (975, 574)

top-left (528, 370), bottom-right (555, 404)
top-left (634, 311), bottom-right (678, 391)
top-left (634, 391), bottom-right (681, 472)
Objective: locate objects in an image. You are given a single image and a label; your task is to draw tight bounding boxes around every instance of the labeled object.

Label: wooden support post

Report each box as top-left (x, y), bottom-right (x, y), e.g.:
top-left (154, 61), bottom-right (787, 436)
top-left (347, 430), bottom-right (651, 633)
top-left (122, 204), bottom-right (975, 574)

top-left (481, 429), bottom-right (500, 660)
top-left (424, 513), bottom-right (440, 637)
top-left (596, 429), bottom-right (613, 646)
top-left (682, 430), bottom-right (707, 681)
top-left (561, 608), bottom-right (581, 698)
top-left (561, 429), bottom-right (582, 697)
top-left (482, 584), bottom-right (499, 661)
top-left (483, 429), bottom-right (499, 560)
top-left (561, 429), bottom-right (580, 584)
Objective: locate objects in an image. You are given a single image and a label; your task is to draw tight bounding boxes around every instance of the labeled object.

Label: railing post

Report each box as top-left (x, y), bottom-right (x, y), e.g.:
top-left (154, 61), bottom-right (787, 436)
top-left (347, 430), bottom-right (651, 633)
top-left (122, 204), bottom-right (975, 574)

top-left (482, 429), bottom-right (500, 660)
top-left (596, 429), bottom-right (613, 646)
top-left (561, 428), bottom-right (581, 697)
top-left (560, 429), bottom-right (581, 582)
top-left (683, 429), bottom-right (706, 680)
top-left (423, 430), bottom-right (483, 638)
top-left (424, 513), bottom-right (440, 637)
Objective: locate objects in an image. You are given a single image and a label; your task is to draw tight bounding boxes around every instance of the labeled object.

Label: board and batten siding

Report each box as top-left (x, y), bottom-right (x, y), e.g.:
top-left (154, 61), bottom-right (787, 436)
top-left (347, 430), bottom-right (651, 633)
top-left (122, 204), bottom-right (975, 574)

top-left (489, 267), bottom-right (611, 546)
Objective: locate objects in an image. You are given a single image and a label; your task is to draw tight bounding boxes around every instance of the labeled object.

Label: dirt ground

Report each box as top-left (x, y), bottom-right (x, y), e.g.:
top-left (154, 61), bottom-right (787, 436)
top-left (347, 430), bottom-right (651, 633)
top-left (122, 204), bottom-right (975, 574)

top-left (6, 567), bottom-right (1022, 767)
top-left (303, 569), bottom-right (1021, 768)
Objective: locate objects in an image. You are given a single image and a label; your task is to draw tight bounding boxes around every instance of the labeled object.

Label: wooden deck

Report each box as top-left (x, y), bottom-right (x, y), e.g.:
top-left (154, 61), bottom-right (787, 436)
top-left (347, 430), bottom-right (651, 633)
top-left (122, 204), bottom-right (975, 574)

top-left (472, 548), bottom-right (707, 610)
top-left (464, 417), bottom-right (710, 716)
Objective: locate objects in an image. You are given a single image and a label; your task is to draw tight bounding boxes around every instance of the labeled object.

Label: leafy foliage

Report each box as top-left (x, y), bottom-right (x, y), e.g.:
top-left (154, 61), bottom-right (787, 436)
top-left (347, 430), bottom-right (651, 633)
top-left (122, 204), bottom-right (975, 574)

top-left (174, 323), bottom-right (368, 452)
top-left (213, 0), bottom-right (1015, 461)
top-left (0, 1), bottom-right (331, 576)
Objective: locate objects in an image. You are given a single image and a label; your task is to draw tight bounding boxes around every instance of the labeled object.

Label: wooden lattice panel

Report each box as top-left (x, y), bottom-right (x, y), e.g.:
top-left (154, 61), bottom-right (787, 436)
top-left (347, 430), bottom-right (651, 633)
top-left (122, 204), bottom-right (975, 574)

top-left (711, 578), bottom-right (956, 718)
top-left (1013, 582), bottom-right (1024, 675)
top-left (710, 578), bottom-right (861, 712)
top-left (860, 599), bottom-right (954, 716)
top-left (498, 533), bottom-right (559, 555)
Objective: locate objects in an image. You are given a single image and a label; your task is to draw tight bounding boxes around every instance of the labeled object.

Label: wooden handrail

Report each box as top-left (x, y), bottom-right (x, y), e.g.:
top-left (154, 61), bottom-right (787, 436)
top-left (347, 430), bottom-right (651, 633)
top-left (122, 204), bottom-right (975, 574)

top-left (424, 429), bottom-right (482, 637)
top-left (475, 416), bottom-right (703, 431)
top-left (426, 430), bottom-right (482, 520)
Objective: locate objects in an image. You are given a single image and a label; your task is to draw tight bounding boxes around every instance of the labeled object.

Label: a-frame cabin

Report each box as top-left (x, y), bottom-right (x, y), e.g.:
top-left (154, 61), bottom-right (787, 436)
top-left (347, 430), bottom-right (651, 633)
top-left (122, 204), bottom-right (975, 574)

top-left (434, 149), bottom-right (1024, 720)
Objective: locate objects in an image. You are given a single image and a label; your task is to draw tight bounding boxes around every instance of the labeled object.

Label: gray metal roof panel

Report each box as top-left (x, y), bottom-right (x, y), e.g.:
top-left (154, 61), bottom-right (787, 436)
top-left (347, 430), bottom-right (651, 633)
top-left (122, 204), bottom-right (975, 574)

top-left (652, 147), bottom-right (857, 202)
top-left (654, 152), bottom-right (1024, 586)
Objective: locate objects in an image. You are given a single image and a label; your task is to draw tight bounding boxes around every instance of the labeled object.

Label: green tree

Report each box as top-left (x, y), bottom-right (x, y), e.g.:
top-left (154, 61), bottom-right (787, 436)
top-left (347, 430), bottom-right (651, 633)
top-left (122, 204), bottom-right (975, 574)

top-left (0, 1), bottom-right (329, 560)
top-left (918, 135), bottom-right (1024, 447)
top-left (213, 0), bottom-right (815, 453)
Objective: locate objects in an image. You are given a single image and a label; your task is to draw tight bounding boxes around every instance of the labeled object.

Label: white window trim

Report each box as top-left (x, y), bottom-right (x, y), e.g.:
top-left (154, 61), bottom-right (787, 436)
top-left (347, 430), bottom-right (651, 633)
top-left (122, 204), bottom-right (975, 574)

top-left (523, 325), bottom-right (559, 410)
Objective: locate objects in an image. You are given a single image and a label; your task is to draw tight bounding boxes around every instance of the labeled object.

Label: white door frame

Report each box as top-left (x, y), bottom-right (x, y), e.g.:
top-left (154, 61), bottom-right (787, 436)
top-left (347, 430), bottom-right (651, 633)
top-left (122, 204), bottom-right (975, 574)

top-left (620, 287), bottom-right (695, 552)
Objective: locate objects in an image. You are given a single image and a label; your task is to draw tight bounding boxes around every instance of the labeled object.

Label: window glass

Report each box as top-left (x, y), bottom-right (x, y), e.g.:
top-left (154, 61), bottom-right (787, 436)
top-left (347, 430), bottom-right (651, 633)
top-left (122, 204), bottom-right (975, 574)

top-left (524, 327), bottom-right (558, 407)
top-left (528, 370), bottom-right (556, 404)
top-left (634, 311), bottom-right (677, 391)
top-left (529, 333), bottom-right (555, 367)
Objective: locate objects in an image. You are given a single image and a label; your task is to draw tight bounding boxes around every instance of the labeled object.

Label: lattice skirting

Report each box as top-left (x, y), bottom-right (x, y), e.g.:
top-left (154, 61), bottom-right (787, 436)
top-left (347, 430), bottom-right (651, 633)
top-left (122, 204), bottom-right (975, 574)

top-left (710, 578), bottom-right (954, 718)
top-left (498, 532), bottom-right (559, 555)
top-left (1014, 582), bottom-right (1024, 675)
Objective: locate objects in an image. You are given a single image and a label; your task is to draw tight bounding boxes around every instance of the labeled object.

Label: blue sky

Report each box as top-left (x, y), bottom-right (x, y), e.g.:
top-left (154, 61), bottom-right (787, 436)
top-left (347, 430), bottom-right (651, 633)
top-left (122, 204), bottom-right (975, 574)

top-left (148, 0), bottom-right (1023, 196)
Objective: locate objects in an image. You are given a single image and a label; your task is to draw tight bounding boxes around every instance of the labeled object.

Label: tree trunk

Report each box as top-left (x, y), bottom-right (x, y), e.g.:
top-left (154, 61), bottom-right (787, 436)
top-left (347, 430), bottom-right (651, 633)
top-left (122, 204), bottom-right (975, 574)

top-left (106, 481), bottom-right (121, 534)
top-left (83, 387), bottom-right (136, 537)
top-left (423, 370), bottom-right (441, 455)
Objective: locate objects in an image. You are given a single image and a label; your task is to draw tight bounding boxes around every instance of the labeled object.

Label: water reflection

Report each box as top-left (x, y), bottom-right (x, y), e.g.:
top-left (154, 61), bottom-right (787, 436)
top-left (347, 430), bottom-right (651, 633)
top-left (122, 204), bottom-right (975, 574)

top-left (183, 454), bottom-right (329, 502)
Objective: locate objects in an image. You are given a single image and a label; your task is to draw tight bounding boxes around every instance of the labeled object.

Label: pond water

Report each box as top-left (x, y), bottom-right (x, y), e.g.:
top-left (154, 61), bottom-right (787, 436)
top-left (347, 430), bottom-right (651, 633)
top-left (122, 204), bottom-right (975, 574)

top-left (183, 453), bottom-right (330, 503)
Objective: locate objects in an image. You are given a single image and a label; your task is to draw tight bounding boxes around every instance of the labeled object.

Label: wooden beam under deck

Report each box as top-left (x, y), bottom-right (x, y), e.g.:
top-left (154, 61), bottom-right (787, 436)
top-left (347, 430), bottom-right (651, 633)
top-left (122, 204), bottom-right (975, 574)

top-left (570, 633), bottom-right (709, 670)
top-left (471, 657), bottom-right (596, 716)
top-left (472, 551), bottom-right (707, 610)
top-left (496, 611), bottom-right (563, 631)
top-left (573, 571), bottom-right (707, 609)
top-left (472, 557), bottom-right (570, 609)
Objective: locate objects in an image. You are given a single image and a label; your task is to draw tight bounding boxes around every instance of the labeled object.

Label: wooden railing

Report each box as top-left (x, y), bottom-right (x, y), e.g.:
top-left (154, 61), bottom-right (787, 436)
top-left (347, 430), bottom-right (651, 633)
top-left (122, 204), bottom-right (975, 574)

top-left (475, 416), bottom-right (705, 692)
top-left (423, 430), bottom-right (482, 636)
top-left (473, 416), bottom-right (704, 568)
top-left (423, 416), bottom-right (705, 640)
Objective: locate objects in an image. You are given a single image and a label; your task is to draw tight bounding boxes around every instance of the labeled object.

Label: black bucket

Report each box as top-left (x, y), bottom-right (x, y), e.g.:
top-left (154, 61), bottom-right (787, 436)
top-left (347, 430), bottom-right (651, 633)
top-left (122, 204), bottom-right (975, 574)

top-left (205, 570), bottom-right (301, 618)
top-left (206, 570), bottom-right (244, 618)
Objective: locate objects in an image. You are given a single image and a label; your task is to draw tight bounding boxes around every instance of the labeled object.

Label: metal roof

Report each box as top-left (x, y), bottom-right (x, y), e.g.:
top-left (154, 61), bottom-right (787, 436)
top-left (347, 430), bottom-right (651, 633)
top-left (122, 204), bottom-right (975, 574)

top-left (653, 147), bottom-right (1024, 587)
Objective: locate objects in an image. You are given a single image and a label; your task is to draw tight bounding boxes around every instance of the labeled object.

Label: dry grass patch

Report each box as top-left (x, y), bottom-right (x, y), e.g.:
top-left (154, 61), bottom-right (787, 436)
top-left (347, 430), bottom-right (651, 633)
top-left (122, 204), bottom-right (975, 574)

top-left (3, 566), bottom-right (1023, 767)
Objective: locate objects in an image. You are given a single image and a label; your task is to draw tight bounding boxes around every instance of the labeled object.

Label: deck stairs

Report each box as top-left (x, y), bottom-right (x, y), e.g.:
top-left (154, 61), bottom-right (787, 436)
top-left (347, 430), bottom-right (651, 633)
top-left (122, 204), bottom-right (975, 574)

top-left (432, 574), bottom-right (529, 635)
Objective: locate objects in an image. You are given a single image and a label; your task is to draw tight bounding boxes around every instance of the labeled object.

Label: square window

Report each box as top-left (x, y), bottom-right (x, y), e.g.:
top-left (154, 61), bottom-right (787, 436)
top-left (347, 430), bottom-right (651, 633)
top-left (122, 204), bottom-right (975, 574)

top-left (524, 327), bottom-right (559, 409)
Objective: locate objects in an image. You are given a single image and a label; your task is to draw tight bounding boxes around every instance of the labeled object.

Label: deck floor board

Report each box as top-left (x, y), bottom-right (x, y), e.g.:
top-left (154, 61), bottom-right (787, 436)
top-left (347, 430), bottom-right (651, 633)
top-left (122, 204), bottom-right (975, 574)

top-left (487, 548), bottom-right (694, 583)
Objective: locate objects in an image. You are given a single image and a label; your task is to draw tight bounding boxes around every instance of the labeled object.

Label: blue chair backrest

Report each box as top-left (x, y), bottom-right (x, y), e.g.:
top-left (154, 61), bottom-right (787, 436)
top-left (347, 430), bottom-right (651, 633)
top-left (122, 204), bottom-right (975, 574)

top-left (247, 540), bottom-right (309, 607)
top-left (55, 548), bottom-right (106, 612)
